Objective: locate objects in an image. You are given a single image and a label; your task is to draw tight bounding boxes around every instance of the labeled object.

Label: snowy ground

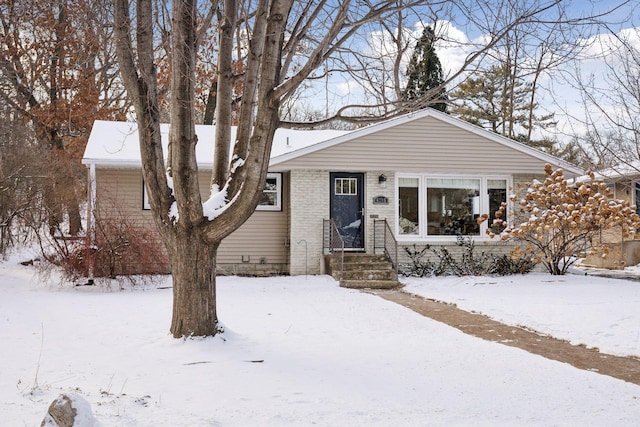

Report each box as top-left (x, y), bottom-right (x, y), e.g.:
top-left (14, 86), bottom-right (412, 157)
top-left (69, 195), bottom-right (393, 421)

top-left (1, 253), bottom-right (640, 426)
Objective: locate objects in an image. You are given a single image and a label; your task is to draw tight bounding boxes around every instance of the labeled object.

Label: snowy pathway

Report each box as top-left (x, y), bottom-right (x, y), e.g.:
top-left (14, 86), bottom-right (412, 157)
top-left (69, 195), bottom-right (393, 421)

top-left (369, 289), bottom-right (640, 385)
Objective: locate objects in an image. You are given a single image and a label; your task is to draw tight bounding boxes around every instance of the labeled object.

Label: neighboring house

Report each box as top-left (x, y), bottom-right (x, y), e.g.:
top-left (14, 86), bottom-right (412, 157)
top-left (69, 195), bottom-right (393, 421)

top-left (82, 108), bottom-right (583, 278)
top-left (577, 161), bottom-right (640, 269)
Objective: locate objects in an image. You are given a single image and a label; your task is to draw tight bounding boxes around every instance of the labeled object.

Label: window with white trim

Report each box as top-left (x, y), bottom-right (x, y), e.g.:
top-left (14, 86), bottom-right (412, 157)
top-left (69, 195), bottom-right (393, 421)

top-left (488, 178), bottom-right (508, 233)
top-left (335, 177), bottom-right (358, 195)
top-left (142, 179), bottom-right (151, 210)
top-left (635, 182), bottom-right (640, 216)
top-left (398, 177), bottom-right (419, 235)
top-left (396, 174), bottom-right (510, 239)
top-left (143, 173), bottom-right (283, 212)
top-left (257, 173), bottom-right (282, 211)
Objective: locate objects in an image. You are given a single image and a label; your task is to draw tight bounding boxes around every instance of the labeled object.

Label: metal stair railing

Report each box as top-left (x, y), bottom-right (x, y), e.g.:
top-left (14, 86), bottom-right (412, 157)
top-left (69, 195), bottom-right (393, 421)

top-left (323, 218), bottom-right (345, 283)
top-left (374, 218), bottom-right (398, 275)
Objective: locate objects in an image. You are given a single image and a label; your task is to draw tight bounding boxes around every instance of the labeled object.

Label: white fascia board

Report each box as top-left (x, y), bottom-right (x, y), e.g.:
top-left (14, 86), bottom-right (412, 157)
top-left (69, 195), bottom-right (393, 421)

top-left (81, 158), bottom-right (215, 170)
top-left (81, 159), bottom-right (142, 169)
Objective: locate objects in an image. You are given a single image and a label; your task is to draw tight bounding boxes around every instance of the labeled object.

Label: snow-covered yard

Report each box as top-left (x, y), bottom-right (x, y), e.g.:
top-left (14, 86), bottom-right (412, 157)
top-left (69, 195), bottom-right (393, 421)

top-left (403, 272), bottom-right (640, 358)
top-left (1, 252), bottom-right (639, 426)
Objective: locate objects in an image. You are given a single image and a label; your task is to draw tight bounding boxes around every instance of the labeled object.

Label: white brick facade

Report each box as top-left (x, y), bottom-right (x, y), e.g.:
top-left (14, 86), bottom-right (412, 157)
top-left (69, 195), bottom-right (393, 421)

top-left (289, 169), bottom-right (397, 275)
top-left (364, 171), bottom-right (396, 253)
top-left (289, 170), bottom-right (330, 275)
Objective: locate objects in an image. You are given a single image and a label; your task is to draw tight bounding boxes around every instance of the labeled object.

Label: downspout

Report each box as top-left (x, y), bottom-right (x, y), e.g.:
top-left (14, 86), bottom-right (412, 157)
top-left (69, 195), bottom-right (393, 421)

top-left (87, 162), bottom-right (97, 284)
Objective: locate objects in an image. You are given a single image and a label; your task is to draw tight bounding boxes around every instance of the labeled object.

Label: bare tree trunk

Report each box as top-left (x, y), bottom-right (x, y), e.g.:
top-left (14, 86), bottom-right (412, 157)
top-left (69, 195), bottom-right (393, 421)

top-left (66, 194), bottom-right (83, 235)
top-left (203, 80), bottom-right (217, 125)
top-left (170, 231), bottom-right (219, 337)
top-left (44, 179), bottom-right (63, 235)
top-left (212, 0), bottom-right (236, 187)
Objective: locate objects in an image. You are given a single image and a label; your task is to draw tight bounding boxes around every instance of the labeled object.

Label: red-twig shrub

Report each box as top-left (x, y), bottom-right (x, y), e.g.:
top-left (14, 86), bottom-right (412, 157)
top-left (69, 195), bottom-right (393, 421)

top-left (38, 200), bottom-right (170, 283)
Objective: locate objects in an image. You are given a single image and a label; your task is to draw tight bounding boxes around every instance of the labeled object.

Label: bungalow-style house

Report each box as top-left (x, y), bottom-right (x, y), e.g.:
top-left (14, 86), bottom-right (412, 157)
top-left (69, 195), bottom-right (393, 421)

top-left (577, 161), bottom-right (640, 269)
top-left (82, 108), bottom-right (583, 283)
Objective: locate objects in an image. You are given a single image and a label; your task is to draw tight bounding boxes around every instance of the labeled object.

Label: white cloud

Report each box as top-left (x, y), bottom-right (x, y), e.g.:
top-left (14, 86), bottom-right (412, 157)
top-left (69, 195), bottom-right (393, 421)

top-left (546, 26), bottom-right (640, 140)
top-left (433, 21), bottom-right (476, 79)
top-left (336, 80), bottom-right (359, 96)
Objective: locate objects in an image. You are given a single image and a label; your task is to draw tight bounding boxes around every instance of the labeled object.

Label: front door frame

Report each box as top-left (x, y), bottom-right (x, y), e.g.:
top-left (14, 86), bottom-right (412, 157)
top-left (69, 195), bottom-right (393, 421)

top-left (330, 172), bottom-right (365, 251)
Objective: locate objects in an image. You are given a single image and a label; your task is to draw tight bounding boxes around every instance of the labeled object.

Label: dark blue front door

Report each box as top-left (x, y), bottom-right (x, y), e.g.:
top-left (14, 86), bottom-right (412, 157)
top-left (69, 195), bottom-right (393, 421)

top-left (330, 172), bottom-right (365, 250)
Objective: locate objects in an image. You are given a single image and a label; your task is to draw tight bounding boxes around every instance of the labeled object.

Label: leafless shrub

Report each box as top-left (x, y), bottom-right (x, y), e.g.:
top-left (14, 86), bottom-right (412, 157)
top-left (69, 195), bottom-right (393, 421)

top-left (90, 207), bottom-right (170, 280)
top-left (481, 164), bottom-right (640, 275)
top-left (33, 195), bottom-right (169, 286)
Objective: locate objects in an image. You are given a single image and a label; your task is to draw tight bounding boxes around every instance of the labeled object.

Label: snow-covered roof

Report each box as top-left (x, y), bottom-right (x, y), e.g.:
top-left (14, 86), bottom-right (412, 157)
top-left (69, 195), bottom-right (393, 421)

top-left (81, 120), bottom-right (349, 168)
top-left (575, 160), bottom-right (640, 182)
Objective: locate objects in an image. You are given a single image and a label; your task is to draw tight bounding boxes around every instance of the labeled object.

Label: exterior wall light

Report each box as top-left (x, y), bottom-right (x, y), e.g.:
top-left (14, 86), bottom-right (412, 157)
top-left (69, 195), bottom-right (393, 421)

top-left (378, 174), bottom-right (387, 188)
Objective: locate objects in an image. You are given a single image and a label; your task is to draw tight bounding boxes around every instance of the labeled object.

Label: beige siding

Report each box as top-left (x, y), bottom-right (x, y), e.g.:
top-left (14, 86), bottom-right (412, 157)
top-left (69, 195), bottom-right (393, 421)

top-left (95, 169), bottom-right (153, 223)
top-left (217, 172), bottom-right (290, 269)
top-left (94, 167), bottom-right (290, 273)
top-left (274, 116), bottom-right (567, 176)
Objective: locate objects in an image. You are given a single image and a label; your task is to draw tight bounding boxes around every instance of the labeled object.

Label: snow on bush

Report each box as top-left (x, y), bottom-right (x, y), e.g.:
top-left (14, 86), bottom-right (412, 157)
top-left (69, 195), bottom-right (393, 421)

top-left (480, 164), bottom-right (640, 275)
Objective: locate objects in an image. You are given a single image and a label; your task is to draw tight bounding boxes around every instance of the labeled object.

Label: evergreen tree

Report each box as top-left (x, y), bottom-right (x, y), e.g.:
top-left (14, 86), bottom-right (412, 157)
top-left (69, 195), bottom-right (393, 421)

top-left (402, 26), bottom-right (448, 112)
top-left (450, 64), bottom-right (555, 143)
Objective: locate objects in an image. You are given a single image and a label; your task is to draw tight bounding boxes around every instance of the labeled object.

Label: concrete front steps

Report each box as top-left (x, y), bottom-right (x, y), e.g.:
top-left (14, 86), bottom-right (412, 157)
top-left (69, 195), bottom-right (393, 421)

top-left (326, 253), bottom-right (401, 289)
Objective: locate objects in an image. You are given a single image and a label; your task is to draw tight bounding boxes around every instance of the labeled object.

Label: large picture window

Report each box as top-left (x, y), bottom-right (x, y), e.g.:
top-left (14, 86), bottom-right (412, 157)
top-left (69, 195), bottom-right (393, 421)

top-left (427, 178), bottom-right (480, 235)
top-left (396, 175), bottom-right (510, 239)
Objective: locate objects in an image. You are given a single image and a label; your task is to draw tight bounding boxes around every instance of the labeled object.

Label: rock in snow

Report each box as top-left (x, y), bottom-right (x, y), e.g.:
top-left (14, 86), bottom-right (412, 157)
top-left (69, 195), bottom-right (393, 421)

top-left (41, 393), bottom-right (99, 427)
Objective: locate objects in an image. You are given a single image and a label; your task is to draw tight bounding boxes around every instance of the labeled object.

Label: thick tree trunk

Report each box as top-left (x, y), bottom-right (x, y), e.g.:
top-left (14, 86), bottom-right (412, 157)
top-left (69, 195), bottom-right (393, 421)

top-left (66, 192), bottom-right (83, 236)
top-left (170, 231), bottom-right (220, 337)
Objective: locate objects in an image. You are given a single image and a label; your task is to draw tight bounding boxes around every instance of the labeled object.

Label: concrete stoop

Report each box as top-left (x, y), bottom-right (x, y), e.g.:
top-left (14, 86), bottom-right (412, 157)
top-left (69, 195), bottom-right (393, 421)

top-left (326, 253), bottom-right (401, 289)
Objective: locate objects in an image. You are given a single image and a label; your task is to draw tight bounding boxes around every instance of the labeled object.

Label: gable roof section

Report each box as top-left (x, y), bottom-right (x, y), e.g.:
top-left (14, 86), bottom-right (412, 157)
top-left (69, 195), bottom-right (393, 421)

top-left (269, 108), bottom-right (583, 176)
top-left (83, 109), bottom-right (582, 177)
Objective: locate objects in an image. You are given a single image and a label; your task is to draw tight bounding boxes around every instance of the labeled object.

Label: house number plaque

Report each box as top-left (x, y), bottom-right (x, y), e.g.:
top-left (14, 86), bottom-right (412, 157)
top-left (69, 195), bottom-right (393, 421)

top-left (373, 195), bottom-right (389, 205)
